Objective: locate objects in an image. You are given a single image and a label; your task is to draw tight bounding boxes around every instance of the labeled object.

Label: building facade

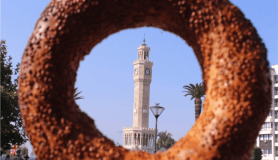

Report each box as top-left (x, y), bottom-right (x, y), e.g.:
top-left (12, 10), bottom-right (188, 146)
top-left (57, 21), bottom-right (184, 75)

top-left (122, 40), bottom-right (155, 152)
top-left (256, 64), bottom-right (278, 160)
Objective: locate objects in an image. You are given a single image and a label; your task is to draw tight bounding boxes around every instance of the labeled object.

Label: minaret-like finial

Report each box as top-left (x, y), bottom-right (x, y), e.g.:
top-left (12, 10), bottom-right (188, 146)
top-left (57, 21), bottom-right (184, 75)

top-left (143, 34), bottom-right (145, 43)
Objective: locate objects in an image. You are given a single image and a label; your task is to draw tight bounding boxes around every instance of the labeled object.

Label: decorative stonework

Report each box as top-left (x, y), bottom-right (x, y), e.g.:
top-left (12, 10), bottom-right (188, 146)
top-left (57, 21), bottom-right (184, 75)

top-left (122, 41), bottom-right (155, 153)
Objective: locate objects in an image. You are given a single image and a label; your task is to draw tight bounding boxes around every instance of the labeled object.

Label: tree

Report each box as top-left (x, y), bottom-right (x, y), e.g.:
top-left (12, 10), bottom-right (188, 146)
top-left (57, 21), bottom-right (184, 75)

top-left (249, 146), bottom-right (262, 160)
top-left (5, 149), bottom-right (11, 157)
top-left (166, 137), bottom-right (176, 149)
top-left (74, 87), bottom-right (84, 100)
top-left (1, 40), bottom-right (28, 154)
top-left (157, 131), bottom-right (175, 149)
top-left (183, 83), bottom-right (205, 121)
top-left (16, 148), bottom-right (21, 157)
top-left (21, 146), bottom-right (28, 157)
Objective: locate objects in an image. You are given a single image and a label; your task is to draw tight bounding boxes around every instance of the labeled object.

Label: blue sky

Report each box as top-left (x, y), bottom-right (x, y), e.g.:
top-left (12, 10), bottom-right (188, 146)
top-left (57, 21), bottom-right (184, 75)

top-left (1, 0), bottom-right (277, 156)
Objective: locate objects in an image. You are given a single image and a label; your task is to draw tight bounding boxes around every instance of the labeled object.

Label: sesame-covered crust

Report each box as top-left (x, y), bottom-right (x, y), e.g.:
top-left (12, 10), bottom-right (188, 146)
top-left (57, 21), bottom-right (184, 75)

top-left (18, 0), bottom-right (271, 159)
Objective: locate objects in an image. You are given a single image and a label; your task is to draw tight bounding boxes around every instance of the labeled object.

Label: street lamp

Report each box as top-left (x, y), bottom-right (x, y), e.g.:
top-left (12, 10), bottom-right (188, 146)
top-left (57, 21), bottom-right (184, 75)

top-left (150, 103), bottom-right (165, 153)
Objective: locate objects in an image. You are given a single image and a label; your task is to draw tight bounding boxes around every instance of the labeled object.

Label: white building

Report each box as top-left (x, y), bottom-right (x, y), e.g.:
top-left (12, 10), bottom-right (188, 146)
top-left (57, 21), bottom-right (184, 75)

top-left (122, 39), bottom-right (155, 153)
top-left (256, 64), bottom-right (278, 160)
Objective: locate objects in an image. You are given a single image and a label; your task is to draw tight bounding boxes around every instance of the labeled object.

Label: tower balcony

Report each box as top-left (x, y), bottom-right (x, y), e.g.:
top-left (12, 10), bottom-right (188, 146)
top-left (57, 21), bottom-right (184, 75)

top-left (260, 128), bottom-right (273, 134)
top-left (265, 116), bottom-right (273, 122)
top-left (122, 126), bottom-right (156, 153)
top-left (123, 127), bottom-right (156, 132)
top-left (133, 60), bottom-right (153, 65)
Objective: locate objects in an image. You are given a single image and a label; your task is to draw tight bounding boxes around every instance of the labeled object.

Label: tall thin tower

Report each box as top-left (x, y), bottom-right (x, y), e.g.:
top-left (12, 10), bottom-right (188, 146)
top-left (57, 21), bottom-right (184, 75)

top-left (122, 38), bottom-right (155, 152)
top-left (132, 38), bottom-right (153, 129)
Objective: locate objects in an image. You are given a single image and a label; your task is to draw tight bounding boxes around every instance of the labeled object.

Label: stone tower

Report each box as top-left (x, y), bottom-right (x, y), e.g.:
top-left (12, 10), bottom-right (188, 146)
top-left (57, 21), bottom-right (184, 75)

top-left (133, 38), bottom-right (153, 129)
top-left (122, 39), bottom-right (155, 153)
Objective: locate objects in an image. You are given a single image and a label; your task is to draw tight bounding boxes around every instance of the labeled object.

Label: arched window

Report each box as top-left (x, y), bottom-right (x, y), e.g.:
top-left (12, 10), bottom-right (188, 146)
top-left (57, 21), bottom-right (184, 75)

top-left (151, 134), bottom-right (153, 147)
top-left (143, 134), bottom-right (145, 146)
top-left (138, 133), bottom-right (140, 146)
top-left (125, 134), bottom-right (128, 146)
top-left (129, 133), bottom-right (132, 146)
top-left (134, 133), bottom-right (137, 145)
top-left (148, 134), bottom-right (150, 146)
top-left (124, 134), bottom-right (126, 145)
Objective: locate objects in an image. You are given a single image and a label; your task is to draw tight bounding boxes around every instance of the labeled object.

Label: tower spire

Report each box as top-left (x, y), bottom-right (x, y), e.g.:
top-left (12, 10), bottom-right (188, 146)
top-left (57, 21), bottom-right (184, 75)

top-left (143, 34), bottom-right (145, 43)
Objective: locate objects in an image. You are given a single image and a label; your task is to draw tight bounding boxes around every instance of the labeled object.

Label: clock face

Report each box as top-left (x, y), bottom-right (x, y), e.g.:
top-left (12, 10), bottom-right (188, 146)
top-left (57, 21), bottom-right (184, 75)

top-left (145, 69), bottom-right (150, 75)
top-left (134, 69), bottom-right (138, 75)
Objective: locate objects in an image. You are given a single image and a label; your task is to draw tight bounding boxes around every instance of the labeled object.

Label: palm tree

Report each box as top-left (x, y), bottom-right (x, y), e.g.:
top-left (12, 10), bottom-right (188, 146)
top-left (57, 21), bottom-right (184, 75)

top-left (157, 131), bottom-right (173, 149)
top-left (183, 83), bottom-right (205, 121)
top-left (74, 87), bottom-right (84, 100)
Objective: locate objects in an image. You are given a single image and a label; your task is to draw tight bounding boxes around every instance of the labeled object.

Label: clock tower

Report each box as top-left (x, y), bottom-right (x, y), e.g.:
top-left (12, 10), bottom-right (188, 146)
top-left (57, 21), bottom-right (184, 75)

top-left (133, 39), bottom-right (153, 129)
top-left (122, 38), bottom-right (155, 153)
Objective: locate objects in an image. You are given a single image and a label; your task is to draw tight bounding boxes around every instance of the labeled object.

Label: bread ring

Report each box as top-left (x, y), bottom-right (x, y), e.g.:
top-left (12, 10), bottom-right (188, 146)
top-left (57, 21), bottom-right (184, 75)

top-left (18, 0), bottom-right (271, 159)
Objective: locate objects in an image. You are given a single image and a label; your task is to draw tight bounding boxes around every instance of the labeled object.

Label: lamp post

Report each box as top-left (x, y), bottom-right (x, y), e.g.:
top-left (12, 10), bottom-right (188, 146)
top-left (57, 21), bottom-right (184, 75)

top-left (150, 103), bottom-right (165, 153)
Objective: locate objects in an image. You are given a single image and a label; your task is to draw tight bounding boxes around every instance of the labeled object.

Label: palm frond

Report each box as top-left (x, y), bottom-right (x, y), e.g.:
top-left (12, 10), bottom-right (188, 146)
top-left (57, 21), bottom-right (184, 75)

top-left (190, 83), bottom-right (196, 89)
top-left (182, 83), bottom-right (205, 100)
top-left (74, 87), bottom-right (84, 100)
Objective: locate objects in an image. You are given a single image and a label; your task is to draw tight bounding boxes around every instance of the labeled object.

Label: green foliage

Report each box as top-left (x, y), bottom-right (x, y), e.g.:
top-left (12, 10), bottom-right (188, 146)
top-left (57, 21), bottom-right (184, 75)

top-left (183, 83), bottom-right (205, 100)
top-left (249, 146), bottom-right (262, 160)
top-left (16, 148), bottom-right (21, 157)
top-left (183, 83), bottom-right (205, 120)
top-left (157, 131), bottom-right (175, 150)
top-left (5, 149), bottom-right (11, 157)
top-left (21, 146), bottom-right (28, 157)
top-left (1, 40), bottom-right (28, 153)
top-left (74, 87), bottom-right (84, 100)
